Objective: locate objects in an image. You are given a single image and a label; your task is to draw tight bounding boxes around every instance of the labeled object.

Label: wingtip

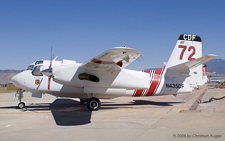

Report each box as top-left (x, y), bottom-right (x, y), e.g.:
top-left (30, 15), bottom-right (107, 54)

top-left (206, 54), bottom-right (218, 57)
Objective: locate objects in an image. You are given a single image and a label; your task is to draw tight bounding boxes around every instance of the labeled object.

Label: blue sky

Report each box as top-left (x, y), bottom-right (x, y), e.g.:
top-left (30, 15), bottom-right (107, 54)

top-left (0, 0), bottom-right (225, 70)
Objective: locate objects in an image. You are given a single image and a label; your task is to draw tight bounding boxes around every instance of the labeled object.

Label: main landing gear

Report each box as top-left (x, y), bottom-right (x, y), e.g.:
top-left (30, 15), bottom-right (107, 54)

top-left (80, 97), bottom-right (101, 111)
top-left (79, 98), bottom-right (88, 105)
top-left (14, 89), bottom-right (26, 109)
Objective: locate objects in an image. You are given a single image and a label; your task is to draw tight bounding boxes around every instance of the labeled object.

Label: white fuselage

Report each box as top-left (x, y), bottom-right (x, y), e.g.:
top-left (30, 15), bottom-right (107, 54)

top-left (11, 59), bottom-right (194, 99)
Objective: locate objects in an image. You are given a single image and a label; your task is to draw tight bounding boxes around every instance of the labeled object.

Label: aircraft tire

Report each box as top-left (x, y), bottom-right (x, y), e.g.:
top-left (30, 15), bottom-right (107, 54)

top-left (87, 97), bottom-right (101, 111)
top-left (18, 102), bottom-right (25, 109)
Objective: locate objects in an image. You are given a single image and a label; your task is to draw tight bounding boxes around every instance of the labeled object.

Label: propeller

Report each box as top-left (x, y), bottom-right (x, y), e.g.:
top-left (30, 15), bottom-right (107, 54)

top-left (48, 47), bottom-right (53, 90)
top-left (41, 47), bottom-right (53, 90)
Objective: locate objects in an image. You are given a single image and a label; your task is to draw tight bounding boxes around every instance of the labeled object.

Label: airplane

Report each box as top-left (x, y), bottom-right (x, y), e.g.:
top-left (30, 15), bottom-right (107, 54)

top-left (11, 33), bottom-right (217, 111)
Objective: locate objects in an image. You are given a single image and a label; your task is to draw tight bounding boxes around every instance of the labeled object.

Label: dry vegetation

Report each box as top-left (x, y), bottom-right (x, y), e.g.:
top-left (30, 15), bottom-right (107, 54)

top-left (0, 87), bottom-right (17, 93)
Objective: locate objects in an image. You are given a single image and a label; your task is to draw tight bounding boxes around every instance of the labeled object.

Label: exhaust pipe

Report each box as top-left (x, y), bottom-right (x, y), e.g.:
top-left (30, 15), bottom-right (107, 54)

top-left (78, 73), bottom-right (100, 82)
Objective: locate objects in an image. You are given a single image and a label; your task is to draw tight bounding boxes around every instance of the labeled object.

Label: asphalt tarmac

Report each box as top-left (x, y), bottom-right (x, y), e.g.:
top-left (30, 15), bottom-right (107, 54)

top-left (0, 85), bottom-right (225, 141)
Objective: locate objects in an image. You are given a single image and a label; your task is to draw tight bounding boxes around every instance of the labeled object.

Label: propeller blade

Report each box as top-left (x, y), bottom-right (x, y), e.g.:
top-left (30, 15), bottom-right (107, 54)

top-left (47, 47), bottom-right (53, 90)
top-left (41, 47), bottom-right (55, 90)
top-left (50, 47), bottom-right (52, 69)
top-left (48, 76), bottom-right (51, 90)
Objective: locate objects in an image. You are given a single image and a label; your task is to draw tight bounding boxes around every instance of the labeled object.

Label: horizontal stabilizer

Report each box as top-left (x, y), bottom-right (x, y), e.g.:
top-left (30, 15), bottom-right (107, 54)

top-left (204, 72), bottom-right (216, 76)
top-left (168, 54), bottom-right (217, 71)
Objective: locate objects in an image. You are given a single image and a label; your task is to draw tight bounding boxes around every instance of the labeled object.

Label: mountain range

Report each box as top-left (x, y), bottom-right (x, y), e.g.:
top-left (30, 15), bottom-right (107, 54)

top-left (206, 58), bottom-right (225, 75)
top-left (0, 59), bottom-right (225, 84)
top-left (0, 70), bottom-right (23, 85)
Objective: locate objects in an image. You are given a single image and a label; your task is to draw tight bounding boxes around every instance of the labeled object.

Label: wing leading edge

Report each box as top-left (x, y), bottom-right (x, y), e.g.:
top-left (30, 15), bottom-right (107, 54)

top-left (80, 47), bottom-right (141, 71)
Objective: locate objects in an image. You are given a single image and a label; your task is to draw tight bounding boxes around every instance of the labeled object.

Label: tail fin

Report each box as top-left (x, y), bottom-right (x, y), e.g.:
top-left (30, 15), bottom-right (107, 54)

top-left (164, 34), bottom-right (216, 86)
top-left (155, 34), bottom-right (216, 95)
top-left (165, 34), bottom-right (202, 69)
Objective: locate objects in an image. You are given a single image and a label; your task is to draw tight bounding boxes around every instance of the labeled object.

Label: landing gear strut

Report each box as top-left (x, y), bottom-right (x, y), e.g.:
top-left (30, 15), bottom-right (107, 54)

top-left (79, 98), bottom-right (88, 105)
top-left (14, 89), bottom-right (26, 109)
top-left (87, 97), bottom-right (101, 111)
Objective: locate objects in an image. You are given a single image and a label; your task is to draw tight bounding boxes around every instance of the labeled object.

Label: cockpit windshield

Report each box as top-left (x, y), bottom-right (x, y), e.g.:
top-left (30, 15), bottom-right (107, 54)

top-left (35, 60), bottom-right (43, 65)
top-left (26, 65), bottom-right (34, 70)
top-left (32, 65), bottom-right (43, 76)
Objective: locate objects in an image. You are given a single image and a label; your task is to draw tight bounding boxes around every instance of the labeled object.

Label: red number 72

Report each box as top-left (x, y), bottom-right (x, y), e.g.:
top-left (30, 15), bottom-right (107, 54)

top-left (178, 45), bottom-right (196, 60)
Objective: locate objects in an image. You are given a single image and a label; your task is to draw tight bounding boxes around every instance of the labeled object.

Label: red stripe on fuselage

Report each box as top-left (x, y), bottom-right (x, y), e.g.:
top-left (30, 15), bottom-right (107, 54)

top-left (133, 68), bottom-right (163, 97)
top-left (143, 70), bottom-right (150, 74)
top-left (133, 89), bottom-right (144, 97)
top-left (145, 68), bottom-right (163, 96)
top-left (133, 69), bottom-right (152, 97)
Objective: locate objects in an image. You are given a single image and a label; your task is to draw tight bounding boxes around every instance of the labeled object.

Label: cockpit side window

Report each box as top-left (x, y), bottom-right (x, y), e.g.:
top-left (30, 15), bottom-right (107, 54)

top-left (35, 60), bottom-right (43, 65)
top-left (27, 65), bottom-right (34, 70)
top-left (32, 65), bottom-right (43, 76)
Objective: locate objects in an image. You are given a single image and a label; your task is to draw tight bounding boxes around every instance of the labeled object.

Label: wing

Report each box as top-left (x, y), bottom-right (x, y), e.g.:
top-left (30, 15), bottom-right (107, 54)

top-left (80, 47), bottom-right (141, 70)
top-left (168, 54), bottom-right (217, 71)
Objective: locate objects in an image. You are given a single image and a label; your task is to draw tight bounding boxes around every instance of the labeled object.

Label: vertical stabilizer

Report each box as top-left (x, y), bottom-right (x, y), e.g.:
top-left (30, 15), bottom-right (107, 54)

top-left (162, 33), bottom-right (213, 89)
top-left (166, 34), bottom-right (204, 86)
top-left (158, 34), bottom-right (203, 95)
top-left (165, 34), bottom-right (202, 69)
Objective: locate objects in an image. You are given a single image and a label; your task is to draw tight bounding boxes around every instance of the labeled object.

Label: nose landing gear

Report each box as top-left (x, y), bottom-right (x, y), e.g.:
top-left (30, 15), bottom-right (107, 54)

top-left (18, 102), bottom-right (25, 109)
top-left (14, 89), bottom-right (26, 109)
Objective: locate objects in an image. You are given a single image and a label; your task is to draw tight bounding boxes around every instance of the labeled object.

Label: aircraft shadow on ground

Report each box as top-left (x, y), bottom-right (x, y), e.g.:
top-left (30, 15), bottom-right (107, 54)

top-left (0, 103), bottom-right (50, 111)
top-left (48, 99), bottom-right (182, 125)
top-left (50, 99), bottom-right (92, 126)
top-left (101, 100), bottom-right (182, 107)
top-left (0, 99), bottom-right (92, 126)
top-left (0, 99), bottom-right (183, 126)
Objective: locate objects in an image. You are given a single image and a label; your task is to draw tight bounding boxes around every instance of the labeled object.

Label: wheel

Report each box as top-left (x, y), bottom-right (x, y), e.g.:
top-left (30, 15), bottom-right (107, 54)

top-left (87, 97), bottom-right (101, 111)
top-left (80, 98), bottom-right (88, 105)
top-left (18, 102), bottom-right (25, 109)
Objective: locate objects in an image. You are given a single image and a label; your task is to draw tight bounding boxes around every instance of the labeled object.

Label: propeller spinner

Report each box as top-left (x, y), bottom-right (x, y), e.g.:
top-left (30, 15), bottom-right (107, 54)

top-left (41, 68), bottom-right (53, 77)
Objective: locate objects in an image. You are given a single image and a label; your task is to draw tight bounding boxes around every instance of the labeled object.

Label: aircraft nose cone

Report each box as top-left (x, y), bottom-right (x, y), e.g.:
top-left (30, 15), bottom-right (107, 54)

top-left (10, 70), bottom-right (29, 89)
top-left (11, 73), bottom-right (21, 88)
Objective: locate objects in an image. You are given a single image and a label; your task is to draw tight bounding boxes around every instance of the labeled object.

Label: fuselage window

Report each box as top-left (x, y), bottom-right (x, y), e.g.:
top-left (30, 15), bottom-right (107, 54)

top-left (26, 65), bottom-right (34, 70)
top-left (32, 65), bottom-right (43, 76)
